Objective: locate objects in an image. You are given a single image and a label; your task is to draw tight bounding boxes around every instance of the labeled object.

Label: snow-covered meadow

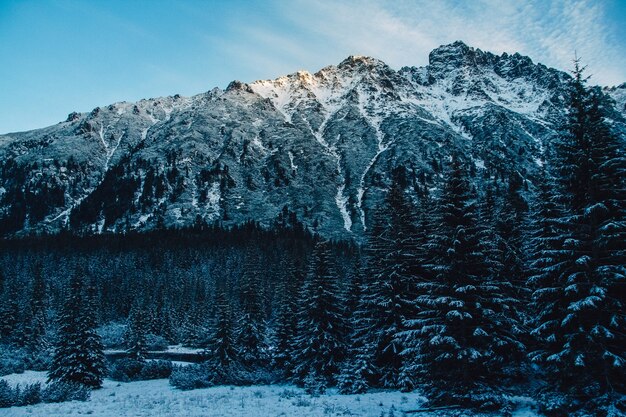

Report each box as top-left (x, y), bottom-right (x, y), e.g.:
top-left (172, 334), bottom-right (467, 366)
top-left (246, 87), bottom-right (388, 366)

top-left (0, 371), bottom-right (541, 417)
top-left (1, 371), bottom-right (421, 417)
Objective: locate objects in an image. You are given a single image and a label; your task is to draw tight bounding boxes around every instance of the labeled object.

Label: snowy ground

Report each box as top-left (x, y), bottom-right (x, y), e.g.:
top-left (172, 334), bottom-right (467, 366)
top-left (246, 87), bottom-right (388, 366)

top-left (1, 371), bottom-right (539, 417)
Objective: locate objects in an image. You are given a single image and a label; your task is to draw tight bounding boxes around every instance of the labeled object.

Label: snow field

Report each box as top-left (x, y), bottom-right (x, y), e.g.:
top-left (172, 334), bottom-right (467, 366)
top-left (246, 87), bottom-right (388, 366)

top-left (2, 371), bottom-right (426, 417)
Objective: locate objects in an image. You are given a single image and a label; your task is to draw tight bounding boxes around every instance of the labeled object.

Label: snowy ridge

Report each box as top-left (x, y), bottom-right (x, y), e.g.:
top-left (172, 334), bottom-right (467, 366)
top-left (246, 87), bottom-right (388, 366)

top-left (1, 41), bottom-right (623, 239)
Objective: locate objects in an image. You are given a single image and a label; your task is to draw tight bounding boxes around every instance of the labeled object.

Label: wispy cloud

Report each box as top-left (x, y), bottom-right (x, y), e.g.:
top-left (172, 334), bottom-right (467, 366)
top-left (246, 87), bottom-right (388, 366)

top-left (220, 0), bottom-right (625, 85)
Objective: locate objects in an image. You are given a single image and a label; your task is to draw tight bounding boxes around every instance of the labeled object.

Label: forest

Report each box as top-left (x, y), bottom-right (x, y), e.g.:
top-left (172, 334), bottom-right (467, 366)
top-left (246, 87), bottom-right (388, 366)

top-left (0, 64), bottom-right (624, 416)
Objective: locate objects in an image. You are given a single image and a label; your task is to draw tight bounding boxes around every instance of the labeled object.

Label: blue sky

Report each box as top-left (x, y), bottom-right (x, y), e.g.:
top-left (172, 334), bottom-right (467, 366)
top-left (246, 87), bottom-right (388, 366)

top-left (1, 0), bottom-right (625, 134)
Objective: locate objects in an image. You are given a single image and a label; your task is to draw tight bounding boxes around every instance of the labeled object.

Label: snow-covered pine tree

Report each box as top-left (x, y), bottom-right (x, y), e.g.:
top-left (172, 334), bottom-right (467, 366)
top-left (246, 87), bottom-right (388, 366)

top-left (235, 246), bottom-right (269, 370)
top-left (398, 189), bottom-right (435, 392)
top-left (126, 300), bottom-right (148, 361)
top-left (48, 271), bottom-right (105, 388)
top-left (154, 297), bottom-right (175, 343)
top-left (403, 158), bottom-right (524, 406)
top-left (339, 217), bottom-right (386, 393)
top-left (82, 279), bottom-right (106, 384)
top-left (527, 167), bottom-right (570, 362)
top-left (0, 277), bottom-right (20, 342)
top-left (349, 173), bottom-right (419, 390)
top-left (529, 61), bottom-right (626, 395)
top-left (205, 288), bottom-right (241, 382)
top-left (292, 240), bottom-right (347, 388)
top-left (477, 179), bottom-right (527, 378)
top-left (271, 258), bottom-right (303, 378)
top-left (493, 172), bottom-right (530, 303)
top-left (29, 264), bottom-right (47, 349)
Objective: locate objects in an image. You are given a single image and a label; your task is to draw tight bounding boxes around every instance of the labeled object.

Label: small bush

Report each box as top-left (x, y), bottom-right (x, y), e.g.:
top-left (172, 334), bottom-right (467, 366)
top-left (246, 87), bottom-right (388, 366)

top-left (41, 381), bottom-right (90, 403)
top-left (145, 335), bottom-right (168, 351)
top-left (109, 359), bottom-right (173, 382)
top-left (27, 351), bottom-right (52, 372)
top-left (18, 383), bottom-right (42, 406)
top-left (0, 380), bottom-right (90, 408)
top-left (0, 380), bottom-right (16, 408)
top-left (97, 323), bottom-right (127, 349)
top-left (169, 364), bottom-right (212, 390)
top-left (278, 388), bottom-right (299, 399)
top-left (109, 359), bottom-right (144, 382)
top-left (0, 346), bottom-right (53, 376)
top-left (303, 371), bottom-right (327, 396)
top-left (0, 357), bottom-right (25, 377)
top-left (140, 360), bottom-right (173, 380)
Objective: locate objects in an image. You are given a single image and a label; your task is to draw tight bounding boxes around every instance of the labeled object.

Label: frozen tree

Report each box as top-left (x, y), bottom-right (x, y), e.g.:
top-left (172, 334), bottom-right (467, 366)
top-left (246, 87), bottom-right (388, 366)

top-left (402, 159), bottom-right (524, 406)
top-left (205, 288), bottom-right (242, 382)
top-left (235, 246), bottom-right (269, 369)
top-left (292, 240), bottom-right (347, 388)
top-left (28, 265), bottom-right (48, 348)
top-left (271, 259), bottom-right (303, 377)
top-left (353, 175), bottom-right (420, 389)
top-left (126, 300), bottom-right (148, 361)
top-left (48, 271), bottom-right (106, 388)
top-left (529, 61), bottom-right (626, 395)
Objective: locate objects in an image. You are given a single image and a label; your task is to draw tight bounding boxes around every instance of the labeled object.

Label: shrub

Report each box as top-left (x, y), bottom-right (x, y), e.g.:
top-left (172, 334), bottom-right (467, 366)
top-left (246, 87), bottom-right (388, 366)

top-left (169, 365), bottom-right (212, 390)
top-left (0, 380), bottom-right (16, 408)
top-left (0, 346), bottom-right (52, 376)
top-left (27, 351), bottom-right (52, 372)
top-left (18, 383), bottom-right (42, 406)
top-left (303, 371), bottom-right (326, 396)
top-left (145, 335), bottom-right (168, 351)
top-left (97, 323), bottom-right (127, 349)
top-left (41, 382), bottom-right (90, 403)
top-left (109, 359), bottom-right (144, 382)
top-left (140, 360), bottom-right (173, 380)
top-left (0, 356), bottom-right (25, 377)
top-left (0, 380), bottom-right (90, 408)
top-left (109, 359), bottom-right (173, 382)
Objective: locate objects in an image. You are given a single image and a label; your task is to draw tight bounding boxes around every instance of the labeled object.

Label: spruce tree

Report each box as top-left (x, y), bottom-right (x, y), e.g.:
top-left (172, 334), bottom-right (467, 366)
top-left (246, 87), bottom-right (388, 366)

top-left (29, 265), bottom-right (47, 349)
top-left (0, 279), bottom-right (20, 342)
top-left (271, 259), bottom-right (303, 377)
top-left (48, 271), bottom-right (106, 388)
top-left (529, 61), bottom-right (626, 395)
top-left (205, 289), bottom-right (241, 381)
top-left (337, 214), bottom-right (387, 394)
top-left (403, 159), bottom-right (524, 406)
top-left (292, 240), bottom-right (347, 388)
top-left (126, 300), bottom-right (148, 361)
top-left (235, 246), bottom-right (269, 369)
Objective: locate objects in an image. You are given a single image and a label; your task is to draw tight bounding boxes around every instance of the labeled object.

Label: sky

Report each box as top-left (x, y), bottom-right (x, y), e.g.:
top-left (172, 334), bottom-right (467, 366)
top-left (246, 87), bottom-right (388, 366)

top-left (1, 0), bottom-right (625, 134)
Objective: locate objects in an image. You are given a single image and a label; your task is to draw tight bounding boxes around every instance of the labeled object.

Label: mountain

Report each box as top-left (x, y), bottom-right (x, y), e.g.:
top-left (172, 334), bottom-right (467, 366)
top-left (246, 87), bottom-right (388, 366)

top-left (0, 41), bottom-right (624, 239)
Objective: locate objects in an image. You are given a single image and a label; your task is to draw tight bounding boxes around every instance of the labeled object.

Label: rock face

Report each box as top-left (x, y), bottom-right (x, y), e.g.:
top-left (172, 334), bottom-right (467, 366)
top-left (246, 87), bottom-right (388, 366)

top-left (0, 41), bottom-right (623, 239)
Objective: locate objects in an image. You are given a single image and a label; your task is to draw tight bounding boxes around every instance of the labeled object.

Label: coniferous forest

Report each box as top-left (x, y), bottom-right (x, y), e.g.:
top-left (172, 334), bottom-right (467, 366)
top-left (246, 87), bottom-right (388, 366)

top-left (0, 64), bottom-right (625, 416)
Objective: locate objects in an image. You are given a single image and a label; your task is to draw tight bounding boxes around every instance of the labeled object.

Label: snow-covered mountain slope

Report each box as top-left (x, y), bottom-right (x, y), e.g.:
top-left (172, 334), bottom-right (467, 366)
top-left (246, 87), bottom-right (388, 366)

top-left (606, 83), bottom-right (626, 118)
top-left (0, 41), bottom-right (623, 239)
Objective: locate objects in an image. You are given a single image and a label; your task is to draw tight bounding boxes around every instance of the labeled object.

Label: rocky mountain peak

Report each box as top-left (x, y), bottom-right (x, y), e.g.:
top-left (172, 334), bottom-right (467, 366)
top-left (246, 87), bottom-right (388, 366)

top-left (0, 42), bottom-right (623, 240)
top-left (428, 41), bottom-right (490, 74)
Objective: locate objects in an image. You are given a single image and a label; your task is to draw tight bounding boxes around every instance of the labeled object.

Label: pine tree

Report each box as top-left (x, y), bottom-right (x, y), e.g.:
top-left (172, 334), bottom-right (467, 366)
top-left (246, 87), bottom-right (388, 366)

top-left (402, 159), bottom-right (524, 406)
top-left (48, 271), bottom-right (106, 388)
top-left (529, 61), bottom-right (626, 395)
top-left (292, 240), bottom-right (347, 388)
top-left (82, 279), bottom-right (106, 384)
top-left (338, 254), bottom-right (375, 394)
top-left (205, 288), bottom-right (241, 381)
top-left (126, 300), bottom-right (148, 361)
top-left (271, 259), bottom-right (303, 377)
top-left (29, 265), bottom-right (48, 348)
top-left (0, 278), bottom-right (20, 342)
top-left (352, 176), bottom-right (420, 390)
top-left (235, 246), bottom-right (269, 369)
